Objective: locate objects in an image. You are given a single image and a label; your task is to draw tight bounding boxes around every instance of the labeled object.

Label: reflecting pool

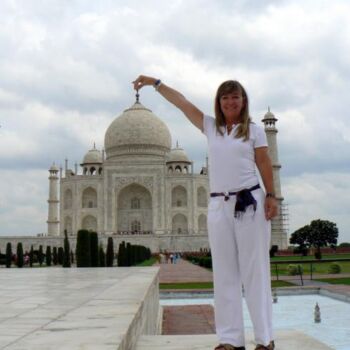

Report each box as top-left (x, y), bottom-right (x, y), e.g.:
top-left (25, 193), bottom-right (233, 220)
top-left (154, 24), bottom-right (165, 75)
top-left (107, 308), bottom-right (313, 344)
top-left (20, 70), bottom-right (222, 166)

top-left (160, 294), bottom-right (350, 350)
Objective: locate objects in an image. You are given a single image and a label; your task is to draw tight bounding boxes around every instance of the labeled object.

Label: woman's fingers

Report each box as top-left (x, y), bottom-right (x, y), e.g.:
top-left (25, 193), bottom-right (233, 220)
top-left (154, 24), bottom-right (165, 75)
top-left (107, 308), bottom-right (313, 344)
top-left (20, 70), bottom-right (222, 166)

top-left (265, 198), bottom-right (278, 220)
top-left (132, 75), bottom-right (156, 90)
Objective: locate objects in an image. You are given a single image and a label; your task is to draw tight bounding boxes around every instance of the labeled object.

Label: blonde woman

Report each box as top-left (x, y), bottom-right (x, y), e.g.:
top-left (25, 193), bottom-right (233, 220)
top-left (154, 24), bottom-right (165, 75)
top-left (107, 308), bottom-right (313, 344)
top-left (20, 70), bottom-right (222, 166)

top-left (133, 75), bottom-right (277, 350)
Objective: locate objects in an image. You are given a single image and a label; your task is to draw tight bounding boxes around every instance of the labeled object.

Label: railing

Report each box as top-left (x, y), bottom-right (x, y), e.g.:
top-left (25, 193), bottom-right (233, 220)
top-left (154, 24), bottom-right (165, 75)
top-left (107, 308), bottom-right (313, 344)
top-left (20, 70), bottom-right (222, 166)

top-left (271, 258), bottom-right (350, 286)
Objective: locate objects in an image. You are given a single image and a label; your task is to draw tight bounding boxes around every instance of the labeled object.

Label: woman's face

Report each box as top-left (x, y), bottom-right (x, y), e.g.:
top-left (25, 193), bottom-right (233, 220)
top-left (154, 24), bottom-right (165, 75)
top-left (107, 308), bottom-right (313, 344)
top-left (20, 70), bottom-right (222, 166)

top-left (219, 91), bottom-right (244, 121)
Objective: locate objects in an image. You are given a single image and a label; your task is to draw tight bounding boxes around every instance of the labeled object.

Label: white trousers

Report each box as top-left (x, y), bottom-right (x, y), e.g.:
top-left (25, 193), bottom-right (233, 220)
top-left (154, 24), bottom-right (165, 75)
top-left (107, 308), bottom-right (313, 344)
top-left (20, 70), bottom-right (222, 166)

top-left (208, 188), bottom-right (273, 347)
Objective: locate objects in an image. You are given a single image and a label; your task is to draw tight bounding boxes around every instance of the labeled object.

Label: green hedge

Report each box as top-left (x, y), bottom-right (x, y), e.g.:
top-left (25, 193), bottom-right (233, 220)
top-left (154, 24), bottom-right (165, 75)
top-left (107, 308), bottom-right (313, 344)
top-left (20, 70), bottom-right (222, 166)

top-left (287, 264), bottom-right (303, 275)
top-left (328, 262), bottom-right (341, 274)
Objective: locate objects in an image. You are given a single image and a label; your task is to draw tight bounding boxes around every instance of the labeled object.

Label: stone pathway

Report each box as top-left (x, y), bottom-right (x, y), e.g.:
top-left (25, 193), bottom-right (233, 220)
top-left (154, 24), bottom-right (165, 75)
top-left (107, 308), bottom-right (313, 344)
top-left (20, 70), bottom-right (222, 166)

top-left (157, 259), bottom-right (213, 283)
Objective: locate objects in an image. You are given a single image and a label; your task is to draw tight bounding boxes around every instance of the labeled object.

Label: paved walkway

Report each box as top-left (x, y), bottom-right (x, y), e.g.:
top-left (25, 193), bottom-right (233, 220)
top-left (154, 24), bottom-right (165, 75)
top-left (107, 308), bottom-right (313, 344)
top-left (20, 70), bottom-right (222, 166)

top-left (157, 259), bottom-right (213, 283)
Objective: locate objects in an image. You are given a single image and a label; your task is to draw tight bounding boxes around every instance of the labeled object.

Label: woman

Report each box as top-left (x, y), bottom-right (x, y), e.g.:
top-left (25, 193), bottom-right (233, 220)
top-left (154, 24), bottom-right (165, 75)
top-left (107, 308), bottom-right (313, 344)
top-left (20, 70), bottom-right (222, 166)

top-left (133, 75), bottom-right (277, 350)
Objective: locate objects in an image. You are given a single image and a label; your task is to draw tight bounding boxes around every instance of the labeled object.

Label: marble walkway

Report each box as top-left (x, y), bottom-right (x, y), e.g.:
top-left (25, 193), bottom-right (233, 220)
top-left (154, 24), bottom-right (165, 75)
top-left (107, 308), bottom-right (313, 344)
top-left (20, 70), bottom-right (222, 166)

top-left (0, 267), bottom-right (159, 350)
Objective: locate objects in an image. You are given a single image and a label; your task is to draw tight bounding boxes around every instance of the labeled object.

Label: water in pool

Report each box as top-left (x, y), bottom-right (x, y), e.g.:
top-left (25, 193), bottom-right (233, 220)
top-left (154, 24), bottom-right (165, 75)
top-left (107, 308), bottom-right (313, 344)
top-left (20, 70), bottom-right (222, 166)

top-left (160, 294), bottom-right (350, 350)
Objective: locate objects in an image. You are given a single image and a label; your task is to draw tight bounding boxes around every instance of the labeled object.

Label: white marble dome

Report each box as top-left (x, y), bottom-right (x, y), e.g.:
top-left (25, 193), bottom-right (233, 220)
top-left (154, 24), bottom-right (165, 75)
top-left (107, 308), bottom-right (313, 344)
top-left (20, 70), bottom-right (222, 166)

top-left (167, 147), bottom-right (190, 163)
top-left (104, 101), bottom-right (172, 159)
top-left (82, 147), bottom-right (102, 164)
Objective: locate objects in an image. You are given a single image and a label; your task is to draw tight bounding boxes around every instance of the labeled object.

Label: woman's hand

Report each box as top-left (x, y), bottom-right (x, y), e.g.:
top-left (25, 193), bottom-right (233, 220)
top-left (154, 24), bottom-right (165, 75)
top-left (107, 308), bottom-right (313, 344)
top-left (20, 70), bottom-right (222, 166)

top-left (132, 75), bottom-right (157, 91)
top-left (264, 196), bottom-right (278, 220)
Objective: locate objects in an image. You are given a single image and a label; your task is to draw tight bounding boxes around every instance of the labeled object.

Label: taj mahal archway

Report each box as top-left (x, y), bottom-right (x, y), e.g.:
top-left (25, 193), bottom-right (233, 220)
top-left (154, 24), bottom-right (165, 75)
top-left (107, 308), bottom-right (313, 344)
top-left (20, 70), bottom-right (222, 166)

top-left (117, 183), bottom-right (153, 234)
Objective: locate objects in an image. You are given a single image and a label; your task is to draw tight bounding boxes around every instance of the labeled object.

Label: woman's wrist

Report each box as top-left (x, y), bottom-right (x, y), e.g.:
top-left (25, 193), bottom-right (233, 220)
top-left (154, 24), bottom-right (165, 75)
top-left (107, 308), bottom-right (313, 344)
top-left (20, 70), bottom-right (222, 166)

top-left (266, 192), bottom-right (276, 199)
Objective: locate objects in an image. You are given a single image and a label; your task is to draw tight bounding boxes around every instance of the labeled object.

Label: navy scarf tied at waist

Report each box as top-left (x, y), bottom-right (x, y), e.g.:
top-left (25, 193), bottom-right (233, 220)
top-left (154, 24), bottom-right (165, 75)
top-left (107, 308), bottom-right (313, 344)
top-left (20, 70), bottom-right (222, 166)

top-left (210, 184), bottom-right (260, 218)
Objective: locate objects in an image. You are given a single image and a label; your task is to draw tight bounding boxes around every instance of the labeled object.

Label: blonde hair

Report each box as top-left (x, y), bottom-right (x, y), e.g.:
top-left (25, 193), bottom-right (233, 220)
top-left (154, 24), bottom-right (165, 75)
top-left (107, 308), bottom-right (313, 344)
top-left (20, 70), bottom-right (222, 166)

top-left (214, 80), bottom-right (251, 141)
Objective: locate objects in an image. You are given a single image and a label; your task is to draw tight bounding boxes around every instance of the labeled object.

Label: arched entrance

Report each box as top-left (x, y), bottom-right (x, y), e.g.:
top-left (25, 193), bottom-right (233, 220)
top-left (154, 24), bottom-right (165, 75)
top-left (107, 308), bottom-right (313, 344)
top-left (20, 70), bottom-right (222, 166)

top-left (117, 183), bottom-right (152, 234)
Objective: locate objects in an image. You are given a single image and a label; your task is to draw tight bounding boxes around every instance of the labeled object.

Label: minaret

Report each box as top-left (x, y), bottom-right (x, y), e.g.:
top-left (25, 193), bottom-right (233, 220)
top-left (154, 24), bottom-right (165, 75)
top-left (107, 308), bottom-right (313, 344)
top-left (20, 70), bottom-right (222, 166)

top-left (47, 163), bottom-right (60, 236)
top-left (262, 108), bottom-right (288, 249)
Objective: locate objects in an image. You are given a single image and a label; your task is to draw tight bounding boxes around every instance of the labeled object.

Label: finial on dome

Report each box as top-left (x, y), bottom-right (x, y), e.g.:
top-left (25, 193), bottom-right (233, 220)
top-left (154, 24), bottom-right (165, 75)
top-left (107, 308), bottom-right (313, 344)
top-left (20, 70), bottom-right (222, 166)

top-left (93, 142), bottom-right (96, 149)
top-left (268, 106), bottom-right (270, 112)
top-left (136, 91), bottom-right (140, 103)
top-left (176, 140), bottom-right (179, 148)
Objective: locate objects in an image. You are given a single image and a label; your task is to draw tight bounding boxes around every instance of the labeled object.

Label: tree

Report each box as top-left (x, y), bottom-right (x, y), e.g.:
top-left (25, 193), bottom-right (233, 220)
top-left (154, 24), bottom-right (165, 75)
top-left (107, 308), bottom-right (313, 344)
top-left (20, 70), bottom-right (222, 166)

top-left (126, 243), bottom-right (132, 266)
top-left (117, 241), bottom-right (126, 266)
top-left (106, 237), bottom-right (114, 267)
top-left (6, 242), bottom-right (12, 268)
top-left (99, 245), bottom-right (106, 267)
top-left (289, 225), bottom-right (312, 256)
top-left (90, 232), bottom-right (99, 267)
top-left (38, 245), bottom-right (44, 266)
top-left (76, 229), bottom-right (91, 267)
top-left (338, 242), bottom-right (350, 248)
top-left (53, 247), bottom-right (58, 265)
top-left (16, 243), bottom-right (24, 268)
top-left (63, 230), bottom-right (71, 268)
top-left (29, 245), bottom-right (34, 267)
top-left (46, 246), bottom-right (52, 266)
top-left (308, 219), bottom-right (338, 258)
top-left (58, 247), bottom-right (64, 265)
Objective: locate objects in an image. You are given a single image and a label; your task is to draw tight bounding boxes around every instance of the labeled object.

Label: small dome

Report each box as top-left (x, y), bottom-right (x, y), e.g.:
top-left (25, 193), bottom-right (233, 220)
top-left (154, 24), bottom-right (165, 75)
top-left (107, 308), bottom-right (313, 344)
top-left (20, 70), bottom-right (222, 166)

top-left (167, 143), bottom-right (190, 163)
top-left (262, 107), bottom-right (277, 122)
top-left (82, 146), bottom-right (102, 164)
top-left (104, 101), bottom-right (171, 160)
top-left (49, 163), bottom-right (59, 171)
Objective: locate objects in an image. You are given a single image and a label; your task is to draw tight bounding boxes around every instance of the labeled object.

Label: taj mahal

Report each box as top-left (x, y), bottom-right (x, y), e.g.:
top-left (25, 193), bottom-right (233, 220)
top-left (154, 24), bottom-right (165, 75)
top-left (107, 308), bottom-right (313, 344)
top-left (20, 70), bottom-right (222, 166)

top-left (1, 97), bottom-right (288, 252)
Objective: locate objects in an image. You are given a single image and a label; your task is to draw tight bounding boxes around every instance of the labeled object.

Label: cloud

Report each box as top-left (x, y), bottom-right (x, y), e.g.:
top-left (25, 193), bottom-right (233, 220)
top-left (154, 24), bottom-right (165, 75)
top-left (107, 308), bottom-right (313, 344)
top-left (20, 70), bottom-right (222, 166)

top-left (0, 0), bottom-right (350, 243)
top-left (283, 172), bottom-right (350, 243)
top-left (0, 170), bottom-right (48, 235)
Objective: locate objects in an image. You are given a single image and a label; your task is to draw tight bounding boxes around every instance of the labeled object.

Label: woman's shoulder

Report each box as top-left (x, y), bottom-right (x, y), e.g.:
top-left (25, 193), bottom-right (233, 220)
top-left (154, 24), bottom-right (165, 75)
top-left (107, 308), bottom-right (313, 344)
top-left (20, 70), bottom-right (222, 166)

top-left (249, 121), bottom-right (265, 132)
top-left (203, 115), bottom-right (216, 133)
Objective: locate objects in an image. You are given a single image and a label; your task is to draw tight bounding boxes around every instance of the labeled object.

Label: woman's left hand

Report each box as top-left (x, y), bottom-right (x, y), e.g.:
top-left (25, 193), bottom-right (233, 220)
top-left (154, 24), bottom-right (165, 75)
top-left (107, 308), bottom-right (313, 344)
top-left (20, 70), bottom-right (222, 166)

top-left (265, 197), bottom-right (278, 220)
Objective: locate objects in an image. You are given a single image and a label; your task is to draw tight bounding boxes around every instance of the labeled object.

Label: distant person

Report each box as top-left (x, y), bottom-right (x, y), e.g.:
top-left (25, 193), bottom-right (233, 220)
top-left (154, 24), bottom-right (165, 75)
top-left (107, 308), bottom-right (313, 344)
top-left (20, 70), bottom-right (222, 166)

top-left (133, 75), bottom-right (277, 350)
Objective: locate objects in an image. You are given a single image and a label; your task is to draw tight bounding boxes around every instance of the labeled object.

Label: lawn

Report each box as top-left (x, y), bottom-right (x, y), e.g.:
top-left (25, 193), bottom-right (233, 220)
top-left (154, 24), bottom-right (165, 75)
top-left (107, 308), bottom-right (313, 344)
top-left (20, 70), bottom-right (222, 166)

top-left (159, 280), bottom-right (294, 290)
top-left (136, 257), bottom-right (158, 266)
top-left (271, 253), bottom-right (350, 261)
top-left (314, 278), bottom-right (350, 285)
top-left (270, 255), bottom-right (350, 276)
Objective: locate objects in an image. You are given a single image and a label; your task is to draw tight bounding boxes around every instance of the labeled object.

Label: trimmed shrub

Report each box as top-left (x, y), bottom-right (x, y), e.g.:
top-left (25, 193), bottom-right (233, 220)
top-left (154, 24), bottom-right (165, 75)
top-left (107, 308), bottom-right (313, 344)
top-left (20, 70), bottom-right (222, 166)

top-left (117, 241), bottom-right (126, 267)
top-left (63, 231), bottom-right (71, 268)
top-left (287, 264), bottom-right (303, 276)
top-left (269, 245), bottom-right (278, 258)
top-left (58, 247), bottom-right (64, 265)
top-left (89, 232), bottom-right (99, 267)
top-left (6, 242), bottom-right (12, 268)
top-left (106, 237), bottom-right (114, 267)
top-left (38, 245), bottom-right (44, 266)
top-left (16, 242), bottom-right (24, 268)
top-left (328, 262), bottom-right (341, 274)
top-left (29, 245), bottom-right (34, 267)
top-left (46, 246), bottom-right (52, 267)
top-left (314, 251), bottom-right (322, 260)
top-left (76, 229), bottom-right (91, 267)
top-left (126, 243), bottom-right (132, 266)
top-left (53, 247), bottom-right (58, 265)
top-left (99, 245), bottom-right (106, 267)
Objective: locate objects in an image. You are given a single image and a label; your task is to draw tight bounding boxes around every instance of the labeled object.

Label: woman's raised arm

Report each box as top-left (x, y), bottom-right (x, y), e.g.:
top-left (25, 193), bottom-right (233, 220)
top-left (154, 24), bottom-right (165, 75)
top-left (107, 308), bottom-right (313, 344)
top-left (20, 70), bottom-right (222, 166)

top-left (133, 75), bottom-right (204, 131)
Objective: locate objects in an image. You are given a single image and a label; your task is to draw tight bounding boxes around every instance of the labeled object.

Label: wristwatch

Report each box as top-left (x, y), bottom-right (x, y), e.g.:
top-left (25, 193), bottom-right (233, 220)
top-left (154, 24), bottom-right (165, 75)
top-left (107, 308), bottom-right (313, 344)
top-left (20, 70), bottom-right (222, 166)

top-left (266, 193), bottom-right (276, 198)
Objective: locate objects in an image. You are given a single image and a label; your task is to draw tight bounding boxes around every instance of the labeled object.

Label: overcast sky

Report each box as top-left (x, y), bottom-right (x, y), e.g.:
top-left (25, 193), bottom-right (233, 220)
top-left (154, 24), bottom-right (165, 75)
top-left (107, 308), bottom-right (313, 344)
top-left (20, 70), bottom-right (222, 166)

top-left (1, 0), bottom-right (350, 243)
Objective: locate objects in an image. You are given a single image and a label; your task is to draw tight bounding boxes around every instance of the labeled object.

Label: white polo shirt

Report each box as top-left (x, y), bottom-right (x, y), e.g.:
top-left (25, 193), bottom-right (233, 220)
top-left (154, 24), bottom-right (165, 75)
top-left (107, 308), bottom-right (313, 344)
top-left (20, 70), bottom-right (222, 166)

top-left (202, 115), bottom-right (268, 193)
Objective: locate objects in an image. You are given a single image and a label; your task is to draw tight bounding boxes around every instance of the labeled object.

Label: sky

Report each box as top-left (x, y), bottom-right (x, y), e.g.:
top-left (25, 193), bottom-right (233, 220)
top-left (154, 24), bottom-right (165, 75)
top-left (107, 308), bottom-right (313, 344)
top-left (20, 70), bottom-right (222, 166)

top-left (0, 0), bottom-right (350, 243)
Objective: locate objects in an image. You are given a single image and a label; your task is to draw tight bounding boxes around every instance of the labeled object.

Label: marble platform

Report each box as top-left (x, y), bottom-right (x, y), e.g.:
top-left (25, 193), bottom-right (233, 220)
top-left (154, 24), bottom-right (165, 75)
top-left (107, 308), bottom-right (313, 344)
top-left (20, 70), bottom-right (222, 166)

top-left (0, 267), bottom-right (161, 350)
top-left (136, 332), bottom-right (333, 350)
